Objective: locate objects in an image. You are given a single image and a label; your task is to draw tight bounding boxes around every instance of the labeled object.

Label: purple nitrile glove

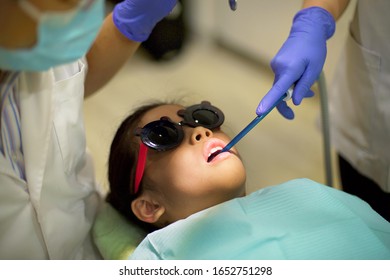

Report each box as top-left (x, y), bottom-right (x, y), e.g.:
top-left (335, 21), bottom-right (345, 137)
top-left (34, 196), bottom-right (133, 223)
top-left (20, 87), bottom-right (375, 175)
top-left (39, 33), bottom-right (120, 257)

top-left (113, 0), bottom-right (177, 42)
top-left (257, 7), bottom-right (335, 119)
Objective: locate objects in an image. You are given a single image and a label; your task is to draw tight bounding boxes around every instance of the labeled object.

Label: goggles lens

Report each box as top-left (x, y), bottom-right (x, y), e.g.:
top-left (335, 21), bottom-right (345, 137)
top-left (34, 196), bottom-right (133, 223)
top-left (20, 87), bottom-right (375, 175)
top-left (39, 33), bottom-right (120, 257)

top-left (137, 118), bottom-right (183, 151)
top-left (192, 109), bottom-right (219, 126)
top-left (148, 124), bottom-right (177, 145)
top-left (178, 101), bottom-right (224, 129)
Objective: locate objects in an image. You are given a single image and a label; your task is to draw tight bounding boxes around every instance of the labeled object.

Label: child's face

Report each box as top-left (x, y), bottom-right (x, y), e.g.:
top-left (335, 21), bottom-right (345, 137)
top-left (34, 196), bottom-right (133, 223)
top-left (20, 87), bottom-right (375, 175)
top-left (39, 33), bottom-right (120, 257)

top-left (138, 104), bottom-right (246, 224)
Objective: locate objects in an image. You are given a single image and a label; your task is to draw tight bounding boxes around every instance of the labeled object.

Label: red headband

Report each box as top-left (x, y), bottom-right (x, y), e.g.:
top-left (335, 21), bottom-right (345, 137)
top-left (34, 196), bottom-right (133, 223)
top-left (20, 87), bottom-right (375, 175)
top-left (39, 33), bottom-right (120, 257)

top-left (134, 142), bottom-right (148, 194)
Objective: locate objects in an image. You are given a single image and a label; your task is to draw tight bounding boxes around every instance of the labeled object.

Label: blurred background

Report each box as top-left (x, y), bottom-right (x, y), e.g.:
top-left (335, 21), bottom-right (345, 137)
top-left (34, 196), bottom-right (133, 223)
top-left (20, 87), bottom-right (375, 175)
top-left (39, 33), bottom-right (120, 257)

top-left (84, 0), bottom-right (357, 194)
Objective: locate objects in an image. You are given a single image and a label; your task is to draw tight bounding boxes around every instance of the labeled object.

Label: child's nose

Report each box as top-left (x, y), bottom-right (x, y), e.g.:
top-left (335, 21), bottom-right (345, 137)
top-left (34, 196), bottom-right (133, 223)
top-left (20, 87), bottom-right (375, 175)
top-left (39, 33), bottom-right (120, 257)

top-left (190, 126), bottom-right (213, 143)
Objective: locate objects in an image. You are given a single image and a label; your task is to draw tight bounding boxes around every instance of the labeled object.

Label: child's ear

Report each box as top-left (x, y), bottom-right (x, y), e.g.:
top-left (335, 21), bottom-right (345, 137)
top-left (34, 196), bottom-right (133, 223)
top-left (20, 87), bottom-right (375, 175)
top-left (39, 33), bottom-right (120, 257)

top-left (131, 192), bottom-right (165, 224)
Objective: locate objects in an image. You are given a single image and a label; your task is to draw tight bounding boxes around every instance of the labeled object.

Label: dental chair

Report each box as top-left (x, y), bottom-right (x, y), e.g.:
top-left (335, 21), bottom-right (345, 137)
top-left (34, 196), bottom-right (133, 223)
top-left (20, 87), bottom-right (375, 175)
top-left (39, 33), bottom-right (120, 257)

top-left (92, 75), bottom-right (390, 259)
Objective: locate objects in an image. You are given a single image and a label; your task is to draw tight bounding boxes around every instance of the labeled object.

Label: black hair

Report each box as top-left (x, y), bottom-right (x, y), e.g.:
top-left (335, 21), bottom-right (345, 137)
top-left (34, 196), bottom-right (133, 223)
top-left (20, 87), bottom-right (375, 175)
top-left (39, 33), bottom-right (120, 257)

top-left (105, 102), bottom-right (167, 233)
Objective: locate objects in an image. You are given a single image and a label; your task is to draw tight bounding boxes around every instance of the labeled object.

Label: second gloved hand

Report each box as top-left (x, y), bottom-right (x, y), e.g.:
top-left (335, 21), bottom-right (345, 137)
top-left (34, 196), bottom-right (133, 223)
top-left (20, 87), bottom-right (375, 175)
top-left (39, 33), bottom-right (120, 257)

top-left (257, 7), bottom-right (335, 119)
top-left (113, 0), bottom-right (177, 42)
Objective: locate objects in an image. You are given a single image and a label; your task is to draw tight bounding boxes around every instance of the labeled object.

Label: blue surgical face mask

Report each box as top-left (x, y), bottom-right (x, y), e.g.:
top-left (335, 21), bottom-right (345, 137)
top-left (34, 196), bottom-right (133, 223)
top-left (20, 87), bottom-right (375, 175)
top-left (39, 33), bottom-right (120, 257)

top-left (0, 0), bottom-right (104, 71)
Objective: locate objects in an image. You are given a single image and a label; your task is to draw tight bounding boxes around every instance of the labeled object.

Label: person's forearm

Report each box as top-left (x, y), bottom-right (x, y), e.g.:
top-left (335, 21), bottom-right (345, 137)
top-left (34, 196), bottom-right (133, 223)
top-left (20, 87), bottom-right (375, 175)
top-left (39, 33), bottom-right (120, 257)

top-left (84, 13), bottom-right (140, 97)
top-left (303, 0), bottom-right (350, 20)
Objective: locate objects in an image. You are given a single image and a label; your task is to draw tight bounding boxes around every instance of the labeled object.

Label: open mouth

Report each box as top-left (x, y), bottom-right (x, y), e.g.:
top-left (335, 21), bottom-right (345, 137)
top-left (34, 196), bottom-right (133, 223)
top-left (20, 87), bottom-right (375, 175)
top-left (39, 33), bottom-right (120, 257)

top-left (207, 147), bottom-right (223, 162)
top-left (208, 146), bottom-right (223, 158)
top-left (204, 138), bottom-right (228, 163)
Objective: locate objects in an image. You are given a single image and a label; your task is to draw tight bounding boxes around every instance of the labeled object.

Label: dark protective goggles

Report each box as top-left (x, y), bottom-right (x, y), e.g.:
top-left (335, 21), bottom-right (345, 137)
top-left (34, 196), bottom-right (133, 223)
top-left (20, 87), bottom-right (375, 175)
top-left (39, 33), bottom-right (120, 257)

top-left (133, 101), bottom-right (224, 193)
top-left (135, 101), bottom-right (224, 151)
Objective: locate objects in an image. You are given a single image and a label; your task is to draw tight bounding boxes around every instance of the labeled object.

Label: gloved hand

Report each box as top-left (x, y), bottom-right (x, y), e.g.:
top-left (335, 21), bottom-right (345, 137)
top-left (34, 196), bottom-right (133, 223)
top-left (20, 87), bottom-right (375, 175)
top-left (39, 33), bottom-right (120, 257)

top-left (113, 0), bottom-right (177, 42)
top-left (256, 7), bottom-right (335, 119)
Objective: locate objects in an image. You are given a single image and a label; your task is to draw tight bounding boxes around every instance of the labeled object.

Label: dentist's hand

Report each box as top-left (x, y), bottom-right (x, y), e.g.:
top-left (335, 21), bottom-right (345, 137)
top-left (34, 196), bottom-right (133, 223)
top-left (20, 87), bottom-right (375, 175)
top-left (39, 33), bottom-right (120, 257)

top-left (257, 7), bottom-right (335, 119)
top-left (113, 0), bottom-right (177, 42)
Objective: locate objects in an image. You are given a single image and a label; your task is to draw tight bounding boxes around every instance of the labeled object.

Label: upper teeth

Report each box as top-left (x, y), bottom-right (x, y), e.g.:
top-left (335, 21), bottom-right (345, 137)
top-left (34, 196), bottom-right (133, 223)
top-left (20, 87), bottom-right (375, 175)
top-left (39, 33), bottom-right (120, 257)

top-left (208, 147), bottom-right (222, 157)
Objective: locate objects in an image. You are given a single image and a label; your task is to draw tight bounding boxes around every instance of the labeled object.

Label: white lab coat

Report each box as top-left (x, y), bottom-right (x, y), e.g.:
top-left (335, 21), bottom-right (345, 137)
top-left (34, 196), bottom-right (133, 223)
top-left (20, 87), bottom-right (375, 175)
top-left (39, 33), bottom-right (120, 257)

top-left (330, 0), bottom-right (390, 192)
top-left (0, 59), bottom-right (102, 259)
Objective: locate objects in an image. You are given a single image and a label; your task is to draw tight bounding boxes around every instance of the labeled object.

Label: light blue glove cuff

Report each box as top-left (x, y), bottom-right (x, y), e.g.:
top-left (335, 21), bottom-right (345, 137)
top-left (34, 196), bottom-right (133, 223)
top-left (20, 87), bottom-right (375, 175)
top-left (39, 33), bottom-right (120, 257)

top-left (113, 0), bottom-right (177, 42)
top-left (293, 7), bottom-right (336, 40)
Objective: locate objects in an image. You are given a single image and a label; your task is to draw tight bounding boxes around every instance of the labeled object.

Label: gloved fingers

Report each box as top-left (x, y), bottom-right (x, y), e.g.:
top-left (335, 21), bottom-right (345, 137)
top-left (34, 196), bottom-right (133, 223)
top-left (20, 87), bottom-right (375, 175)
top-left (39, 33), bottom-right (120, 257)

top-left (291, 67), bottom-right (320, 105)
top-left (305, 89), bottom-right (315, 98)
top-left (121, 0), bottom-right (177, 13)
top-left (113, 0), bottom-right (177, 42)
top-left (256, 75), bottom-right (296, 116)
top-left (276, 101), bottom-right (295, 120)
